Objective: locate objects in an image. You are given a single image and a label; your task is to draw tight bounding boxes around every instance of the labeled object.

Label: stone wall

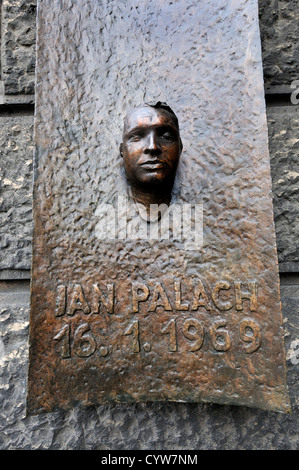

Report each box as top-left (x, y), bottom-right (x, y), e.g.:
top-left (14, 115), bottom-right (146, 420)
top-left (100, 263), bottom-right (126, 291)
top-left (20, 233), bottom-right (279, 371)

top-left (0, 0), bottom-right (298, 449)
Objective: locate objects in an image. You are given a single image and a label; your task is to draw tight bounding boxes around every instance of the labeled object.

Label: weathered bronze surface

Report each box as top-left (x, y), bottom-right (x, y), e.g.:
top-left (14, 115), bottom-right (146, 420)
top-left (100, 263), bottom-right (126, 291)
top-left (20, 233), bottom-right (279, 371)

top-left (27, 0), bottom-right (290, 414)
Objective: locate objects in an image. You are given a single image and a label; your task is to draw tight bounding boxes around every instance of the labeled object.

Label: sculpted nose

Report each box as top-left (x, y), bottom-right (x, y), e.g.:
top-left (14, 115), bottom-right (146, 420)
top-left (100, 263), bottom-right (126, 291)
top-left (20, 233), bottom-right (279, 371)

top-left (145, 131), bottom-right (162, 154)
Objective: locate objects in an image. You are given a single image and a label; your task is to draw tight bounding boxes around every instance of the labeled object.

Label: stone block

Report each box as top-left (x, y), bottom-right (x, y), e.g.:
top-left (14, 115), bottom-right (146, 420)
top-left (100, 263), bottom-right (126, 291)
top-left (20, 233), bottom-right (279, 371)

top-left (267, 107), bottom-right (299, 264)
top-left (1, 0), bottom-right (37, 95)
top-left (259, 0), bottom-right (299, 90)
top-left (0, 114), bottom-right (34, 271)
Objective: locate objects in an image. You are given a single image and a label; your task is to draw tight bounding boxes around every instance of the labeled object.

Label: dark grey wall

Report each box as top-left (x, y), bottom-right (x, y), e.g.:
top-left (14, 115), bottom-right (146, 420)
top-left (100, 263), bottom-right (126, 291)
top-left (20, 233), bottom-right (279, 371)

top-left (0, 0), bottom-right (298, 449)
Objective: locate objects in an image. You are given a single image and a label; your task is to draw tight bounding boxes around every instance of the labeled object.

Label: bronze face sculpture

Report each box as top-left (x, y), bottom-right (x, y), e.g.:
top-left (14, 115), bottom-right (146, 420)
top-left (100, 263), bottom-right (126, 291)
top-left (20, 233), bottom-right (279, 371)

top-left (120, 102), bottom-right (183, 214)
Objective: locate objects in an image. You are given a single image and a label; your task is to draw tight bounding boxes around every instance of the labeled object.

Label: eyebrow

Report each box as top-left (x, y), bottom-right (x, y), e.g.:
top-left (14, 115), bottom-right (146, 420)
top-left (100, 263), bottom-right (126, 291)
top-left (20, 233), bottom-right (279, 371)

top-left (124, 123), bottom-right (178, 137)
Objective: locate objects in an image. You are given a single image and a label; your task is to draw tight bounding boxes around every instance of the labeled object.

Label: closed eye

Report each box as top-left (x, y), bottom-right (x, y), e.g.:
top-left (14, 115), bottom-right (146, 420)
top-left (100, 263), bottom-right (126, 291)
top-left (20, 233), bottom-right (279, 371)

top-left (127, 129), bottom-right (146, 142)
top-left (161, 132), bottom-right (174, 139)
top-left (158, 127), bottom-right (177, 141)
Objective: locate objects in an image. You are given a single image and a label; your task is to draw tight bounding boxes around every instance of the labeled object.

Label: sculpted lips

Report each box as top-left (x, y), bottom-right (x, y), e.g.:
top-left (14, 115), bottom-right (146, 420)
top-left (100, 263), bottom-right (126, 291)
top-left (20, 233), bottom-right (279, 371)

top-left (139, 159), bottom-right (168, 170)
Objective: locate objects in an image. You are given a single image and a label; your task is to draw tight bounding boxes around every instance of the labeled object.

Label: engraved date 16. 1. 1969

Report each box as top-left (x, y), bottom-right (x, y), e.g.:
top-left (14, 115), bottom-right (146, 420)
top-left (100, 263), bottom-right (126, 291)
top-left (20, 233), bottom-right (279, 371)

top-left (54, 317), bottom-right (262, 359)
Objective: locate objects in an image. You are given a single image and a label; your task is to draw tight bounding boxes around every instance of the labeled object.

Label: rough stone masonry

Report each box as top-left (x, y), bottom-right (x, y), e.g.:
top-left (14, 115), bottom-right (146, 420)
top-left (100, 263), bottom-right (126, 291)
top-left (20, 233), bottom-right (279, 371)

top-left (0, 0), bottom-right (298, 449)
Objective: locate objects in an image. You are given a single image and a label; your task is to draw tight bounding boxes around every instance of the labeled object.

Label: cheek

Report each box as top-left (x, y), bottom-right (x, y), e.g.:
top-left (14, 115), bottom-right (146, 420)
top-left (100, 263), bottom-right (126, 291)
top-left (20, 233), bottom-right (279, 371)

top-left (124, 144), bottom-right (142, 161)
top-left (162, 145), bottom-right (181, 165)
top-left (123, 150), bottom-right (139, 175)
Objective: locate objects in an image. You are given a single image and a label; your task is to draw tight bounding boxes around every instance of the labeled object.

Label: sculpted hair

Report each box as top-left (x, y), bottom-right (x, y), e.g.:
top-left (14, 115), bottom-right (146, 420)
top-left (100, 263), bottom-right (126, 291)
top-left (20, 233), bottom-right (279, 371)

top-left (143, 101), bottom-right (179, 131)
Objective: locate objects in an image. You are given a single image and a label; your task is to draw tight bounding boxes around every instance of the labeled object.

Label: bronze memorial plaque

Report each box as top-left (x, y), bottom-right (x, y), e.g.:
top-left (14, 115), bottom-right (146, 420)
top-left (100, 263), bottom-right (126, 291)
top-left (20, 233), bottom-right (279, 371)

top-left (27, 0), bottom-right (291, 414)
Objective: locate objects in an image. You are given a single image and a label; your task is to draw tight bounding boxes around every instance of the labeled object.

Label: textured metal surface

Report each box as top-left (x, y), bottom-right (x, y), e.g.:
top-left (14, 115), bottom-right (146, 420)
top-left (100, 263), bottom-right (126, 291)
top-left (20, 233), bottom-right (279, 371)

top-left (27, 0), bottom-right (290, 414)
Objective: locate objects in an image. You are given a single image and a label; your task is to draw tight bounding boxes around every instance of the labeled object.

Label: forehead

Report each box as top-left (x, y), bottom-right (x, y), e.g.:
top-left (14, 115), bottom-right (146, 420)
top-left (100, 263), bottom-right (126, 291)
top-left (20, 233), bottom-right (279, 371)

top-left (123, 106), bottom-right (178, 134)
